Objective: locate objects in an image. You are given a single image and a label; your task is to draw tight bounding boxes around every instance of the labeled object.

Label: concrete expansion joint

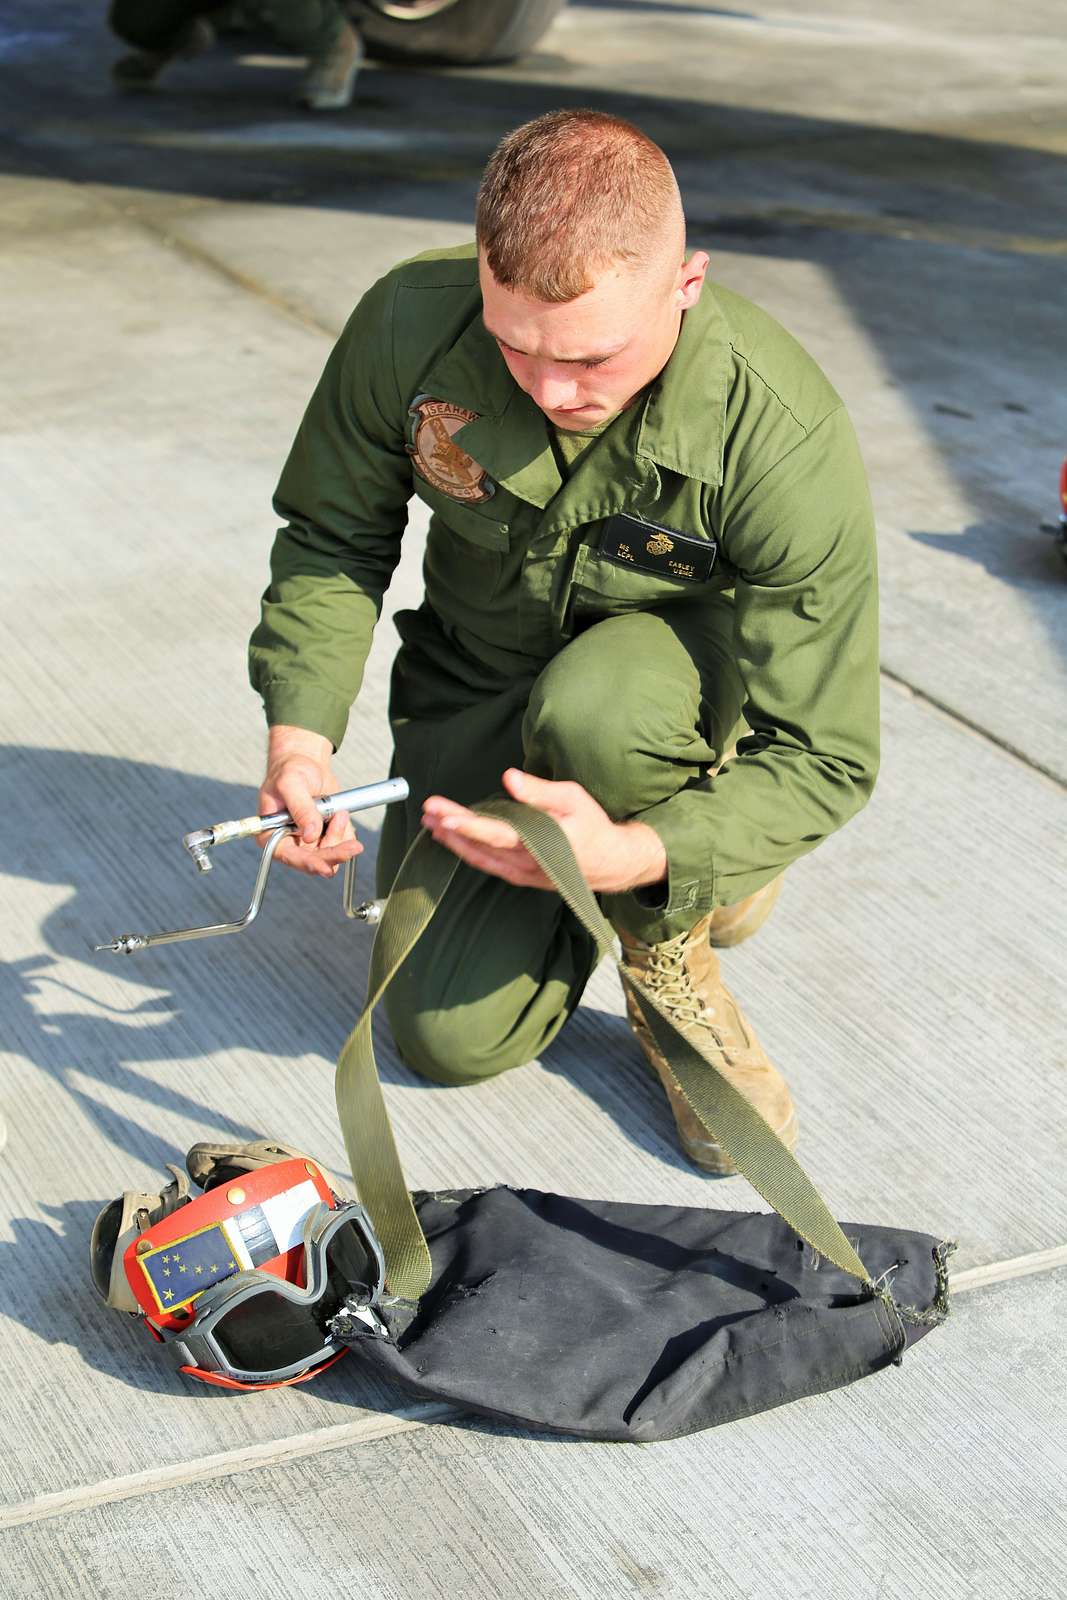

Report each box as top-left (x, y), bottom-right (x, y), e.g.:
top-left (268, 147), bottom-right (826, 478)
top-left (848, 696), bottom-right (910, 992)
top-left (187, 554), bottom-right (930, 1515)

top-left (880, 664), bottom-right (1067, 791)
top-left (0, 1404), bottom-right (455, 1534)
top-left (0, 1246), bottom-right (1063, 1537)
top-left (949, 1243), bottom-right (1067, 1296)
top-left (130, 208), bottom-right (341, 341)
top-left (60, 177), bottom-right (342, 343)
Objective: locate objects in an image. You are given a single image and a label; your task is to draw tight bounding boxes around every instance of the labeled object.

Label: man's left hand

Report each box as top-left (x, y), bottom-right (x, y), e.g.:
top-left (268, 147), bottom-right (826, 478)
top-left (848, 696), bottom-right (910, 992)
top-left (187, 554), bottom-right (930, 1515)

top-left (421, 769), bottom-right (667, 894)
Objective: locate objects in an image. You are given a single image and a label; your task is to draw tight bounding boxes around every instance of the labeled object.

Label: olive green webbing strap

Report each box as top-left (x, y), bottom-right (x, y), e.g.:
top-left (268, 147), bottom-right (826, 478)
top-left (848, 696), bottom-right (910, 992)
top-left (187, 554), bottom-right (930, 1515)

top-left (334, 835), bottom-right (460, 1300)
top-left (336, 799), bottom-right (871, 1301)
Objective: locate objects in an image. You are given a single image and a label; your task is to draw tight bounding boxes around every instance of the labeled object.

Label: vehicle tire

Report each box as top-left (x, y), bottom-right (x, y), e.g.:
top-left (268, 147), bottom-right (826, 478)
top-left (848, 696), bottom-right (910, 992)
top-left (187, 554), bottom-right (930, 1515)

top-left (354, 0), bottom-right (567, 66)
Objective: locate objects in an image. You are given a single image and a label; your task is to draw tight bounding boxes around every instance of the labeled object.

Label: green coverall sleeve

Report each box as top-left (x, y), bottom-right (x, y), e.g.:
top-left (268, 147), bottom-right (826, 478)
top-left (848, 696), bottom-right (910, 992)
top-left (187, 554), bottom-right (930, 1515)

top-left (248, 274), bottom-right (411, 749)
top-left (637, 405), bottom-right (880, 916)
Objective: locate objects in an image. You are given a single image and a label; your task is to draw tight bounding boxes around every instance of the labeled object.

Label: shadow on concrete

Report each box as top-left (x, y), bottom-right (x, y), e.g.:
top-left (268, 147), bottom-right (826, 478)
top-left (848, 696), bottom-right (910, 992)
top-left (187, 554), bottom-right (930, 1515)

top-left (537, 1007), bottom-right (736, 1180)
top-left (907, 516), bottom-right (1067, 679)
top-left (2, 745), bottom-right (695, 1175)
top-left (0, 744), bottom-right (382, 1165)
top-left (7, 33), bottom-right (1064, 241)
top-left (910, 522), bottom-right (1067, 589)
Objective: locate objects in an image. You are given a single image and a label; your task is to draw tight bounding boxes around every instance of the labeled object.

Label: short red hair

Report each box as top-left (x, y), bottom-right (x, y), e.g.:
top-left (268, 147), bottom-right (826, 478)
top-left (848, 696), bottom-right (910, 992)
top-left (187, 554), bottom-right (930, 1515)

top-left (476, 110), bottom-right (683, 303)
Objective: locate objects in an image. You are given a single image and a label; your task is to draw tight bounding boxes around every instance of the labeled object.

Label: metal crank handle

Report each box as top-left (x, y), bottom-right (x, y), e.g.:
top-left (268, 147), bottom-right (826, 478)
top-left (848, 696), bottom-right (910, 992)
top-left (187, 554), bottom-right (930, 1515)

top-left (94, 827), bottom-right (290, 954)
top-left (93, 775), bottom-right (407, 955)
top-left (182, 776), bottom-right (409, 872)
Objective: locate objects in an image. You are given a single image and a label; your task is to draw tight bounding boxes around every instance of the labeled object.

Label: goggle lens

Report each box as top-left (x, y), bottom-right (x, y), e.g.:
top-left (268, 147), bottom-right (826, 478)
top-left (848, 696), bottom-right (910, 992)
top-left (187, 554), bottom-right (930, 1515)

top-left (214, 1292), bottom-right (327, 1372)
top-left (208, 1216), bottom-right (382, 1375)
top-left (324, 1220), bottom-right (379, 1304)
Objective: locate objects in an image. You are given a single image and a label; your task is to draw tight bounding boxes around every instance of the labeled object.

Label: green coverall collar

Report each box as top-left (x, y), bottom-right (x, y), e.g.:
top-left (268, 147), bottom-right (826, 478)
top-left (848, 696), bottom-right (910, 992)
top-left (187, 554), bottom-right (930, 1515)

top-left (417, 279), bottom-right (731, 508)
top-left (634, 284), bottom-right (730, 488)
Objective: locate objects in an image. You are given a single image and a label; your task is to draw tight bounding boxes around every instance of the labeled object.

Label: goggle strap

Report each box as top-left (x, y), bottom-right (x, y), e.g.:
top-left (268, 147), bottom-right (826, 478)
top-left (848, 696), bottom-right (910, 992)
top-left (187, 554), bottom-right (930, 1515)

top-left (92, 1165), bottom-right (194, 1313)
top-left (179, 1347), bottom-right (349, 1392)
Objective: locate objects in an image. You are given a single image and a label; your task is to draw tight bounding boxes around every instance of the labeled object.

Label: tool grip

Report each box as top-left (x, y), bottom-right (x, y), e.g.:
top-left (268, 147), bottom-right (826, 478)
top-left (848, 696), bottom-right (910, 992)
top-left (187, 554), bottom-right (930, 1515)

top-left (260, 776), bottom-right (410, 836)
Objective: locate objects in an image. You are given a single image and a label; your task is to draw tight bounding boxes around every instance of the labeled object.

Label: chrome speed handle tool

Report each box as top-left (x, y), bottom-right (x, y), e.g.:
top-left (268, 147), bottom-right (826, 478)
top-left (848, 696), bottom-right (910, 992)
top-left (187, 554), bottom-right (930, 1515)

top-left (94, 776), bottom-right (409, 955)
top-left (181, 777), bottom-right (408, 872)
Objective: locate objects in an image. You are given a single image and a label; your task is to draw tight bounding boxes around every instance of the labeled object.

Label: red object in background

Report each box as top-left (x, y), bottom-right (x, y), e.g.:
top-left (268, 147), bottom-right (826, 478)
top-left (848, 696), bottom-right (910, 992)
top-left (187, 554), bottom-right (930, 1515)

top-left (122, 1159), bottom-right (334, 1334)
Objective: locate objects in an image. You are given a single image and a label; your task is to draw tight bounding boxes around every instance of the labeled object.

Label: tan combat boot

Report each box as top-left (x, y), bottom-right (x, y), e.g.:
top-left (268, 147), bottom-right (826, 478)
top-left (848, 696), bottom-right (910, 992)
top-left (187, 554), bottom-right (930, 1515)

top-left (707, 874), bottom-right (783, 947)
top-left (619, 916), bottom-right (798, 1174)
top-left (705, 739), bottom-right (783, 947)
top-left (298, 20), bottom-right (364, 111)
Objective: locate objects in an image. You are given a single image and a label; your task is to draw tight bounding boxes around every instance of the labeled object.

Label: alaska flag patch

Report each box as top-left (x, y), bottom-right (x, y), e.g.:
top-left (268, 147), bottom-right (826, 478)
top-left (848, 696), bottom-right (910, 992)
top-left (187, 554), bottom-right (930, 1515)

top-left (600, 514), bottom-right (717, 583)
top-left (138, 1222), bottom-right (242, 1314)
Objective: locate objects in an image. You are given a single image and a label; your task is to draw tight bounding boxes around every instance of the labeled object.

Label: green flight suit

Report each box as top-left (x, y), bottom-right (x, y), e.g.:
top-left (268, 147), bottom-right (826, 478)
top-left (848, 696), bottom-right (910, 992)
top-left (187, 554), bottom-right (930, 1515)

top-left (249, 244), bottom-right (879, 1083)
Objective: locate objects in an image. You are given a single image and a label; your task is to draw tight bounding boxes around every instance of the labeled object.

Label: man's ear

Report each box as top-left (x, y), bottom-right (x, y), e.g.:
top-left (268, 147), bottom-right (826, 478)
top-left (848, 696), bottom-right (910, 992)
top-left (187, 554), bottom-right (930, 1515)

top-left (676, 250), bottom-right (710, 312)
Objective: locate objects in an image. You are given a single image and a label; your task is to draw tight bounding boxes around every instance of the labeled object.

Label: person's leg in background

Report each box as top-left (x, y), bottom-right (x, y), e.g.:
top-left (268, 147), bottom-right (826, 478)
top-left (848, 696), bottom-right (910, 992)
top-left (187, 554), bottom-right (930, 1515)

top-left (109, 0), bottom-right (363, 108)
top-left (253, 0), bottom-right (363, 109)
top-left (109, 0), bottom-right (224, 88)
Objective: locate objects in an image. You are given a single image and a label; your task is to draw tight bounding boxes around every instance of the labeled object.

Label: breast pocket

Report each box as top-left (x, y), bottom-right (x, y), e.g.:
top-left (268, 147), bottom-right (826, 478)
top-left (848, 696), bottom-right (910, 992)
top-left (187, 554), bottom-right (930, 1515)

top-left (419, 487), bottom-right (512, 611)
top-left (567, 542), bottom-right (705, 631)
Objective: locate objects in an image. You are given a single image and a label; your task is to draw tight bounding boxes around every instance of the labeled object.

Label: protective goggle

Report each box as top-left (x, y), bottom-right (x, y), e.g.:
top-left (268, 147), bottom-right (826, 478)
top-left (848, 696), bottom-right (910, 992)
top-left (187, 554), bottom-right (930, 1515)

top-left (170, 1200), bottom-right (387, 1390)
top-left (92, 1144), bottom-right (390, 1391)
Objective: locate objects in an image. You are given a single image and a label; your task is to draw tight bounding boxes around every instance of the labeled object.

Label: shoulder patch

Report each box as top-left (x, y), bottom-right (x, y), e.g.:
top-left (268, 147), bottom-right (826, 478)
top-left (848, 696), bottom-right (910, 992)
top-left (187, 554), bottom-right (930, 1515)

top-left (407, 396), bottom-right (495, 503)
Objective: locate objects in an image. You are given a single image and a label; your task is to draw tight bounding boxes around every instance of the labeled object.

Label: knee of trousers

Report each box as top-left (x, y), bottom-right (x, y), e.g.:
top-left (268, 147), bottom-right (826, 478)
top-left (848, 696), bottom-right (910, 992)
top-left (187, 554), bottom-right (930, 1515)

top-left (109, 1), bottom-right (167, 48)
top-left (522, 622), bottom-right (704, 816)
top-left (383, 986), bottom-right (529, 1086)
top-left (255, 0), bottom-right (344, 53)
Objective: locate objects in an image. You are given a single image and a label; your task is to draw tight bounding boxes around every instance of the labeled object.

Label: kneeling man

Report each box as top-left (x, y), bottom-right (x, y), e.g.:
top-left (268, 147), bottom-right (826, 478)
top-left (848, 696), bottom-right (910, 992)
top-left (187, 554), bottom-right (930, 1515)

top-left (248, 110), bottom-right (880, 1173)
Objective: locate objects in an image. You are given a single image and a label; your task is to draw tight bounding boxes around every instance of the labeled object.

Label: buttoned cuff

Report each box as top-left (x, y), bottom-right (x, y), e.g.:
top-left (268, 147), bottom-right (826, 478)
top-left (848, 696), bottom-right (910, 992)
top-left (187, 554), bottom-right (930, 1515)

top-left (257, 681), bottom-right (352, 752)
top-left (605, 791), bottom-right (716, 945)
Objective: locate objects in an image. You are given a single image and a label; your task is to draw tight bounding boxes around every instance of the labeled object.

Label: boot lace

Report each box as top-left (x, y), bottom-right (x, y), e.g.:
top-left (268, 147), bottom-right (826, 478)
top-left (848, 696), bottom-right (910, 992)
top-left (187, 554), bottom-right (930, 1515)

top-left (635, 927), bottom-right (717, 1032)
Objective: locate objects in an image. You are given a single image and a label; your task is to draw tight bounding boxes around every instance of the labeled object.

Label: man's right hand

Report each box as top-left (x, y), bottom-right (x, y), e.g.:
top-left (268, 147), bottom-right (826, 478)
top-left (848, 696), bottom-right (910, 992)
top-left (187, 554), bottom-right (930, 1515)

top-left (258, 725), bottom-right (363, 879)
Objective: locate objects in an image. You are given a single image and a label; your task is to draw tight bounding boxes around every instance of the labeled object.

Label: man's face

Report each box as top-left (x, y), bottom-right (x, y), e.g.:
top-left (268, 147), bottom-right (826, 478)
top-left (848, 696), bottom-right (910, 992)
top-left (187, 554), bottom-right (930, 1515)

top-left (479, 249), bottom-right (709, 431)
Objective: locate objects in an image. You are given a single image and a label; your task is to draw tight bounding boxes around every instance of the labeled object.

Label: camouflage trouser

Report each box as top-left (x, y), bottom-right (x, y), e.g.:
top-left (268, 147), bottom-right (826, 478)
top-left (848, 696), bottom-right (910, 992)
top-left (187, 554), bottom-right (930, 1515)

top-left (375, 597), bottom-right (745, 1086)
top-left (109, 0), bottom-right (345, 57)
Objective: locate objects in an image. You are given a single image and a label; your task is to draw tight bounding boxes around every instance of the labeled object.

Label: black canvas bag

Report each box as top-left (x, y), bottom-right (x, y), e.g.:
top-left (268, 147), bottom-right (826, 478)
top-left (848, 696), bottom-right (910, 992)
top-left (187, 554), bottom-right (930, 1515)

top-left (337, 1188), bottom-right (949, 1442)
top-left (331, 802), bottom-right (952, 1440)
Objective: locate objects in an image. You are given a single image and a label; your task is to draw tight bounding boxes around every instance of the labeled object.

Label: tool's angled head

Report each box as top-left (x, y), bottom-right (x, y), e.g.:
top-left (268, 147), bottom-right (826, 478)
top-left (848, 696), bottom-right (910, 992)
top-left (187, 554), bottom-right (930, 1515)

top-left (92, 935), bottom-right (148, 956)
top-left (182, 829), bottom-right (215, 873)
